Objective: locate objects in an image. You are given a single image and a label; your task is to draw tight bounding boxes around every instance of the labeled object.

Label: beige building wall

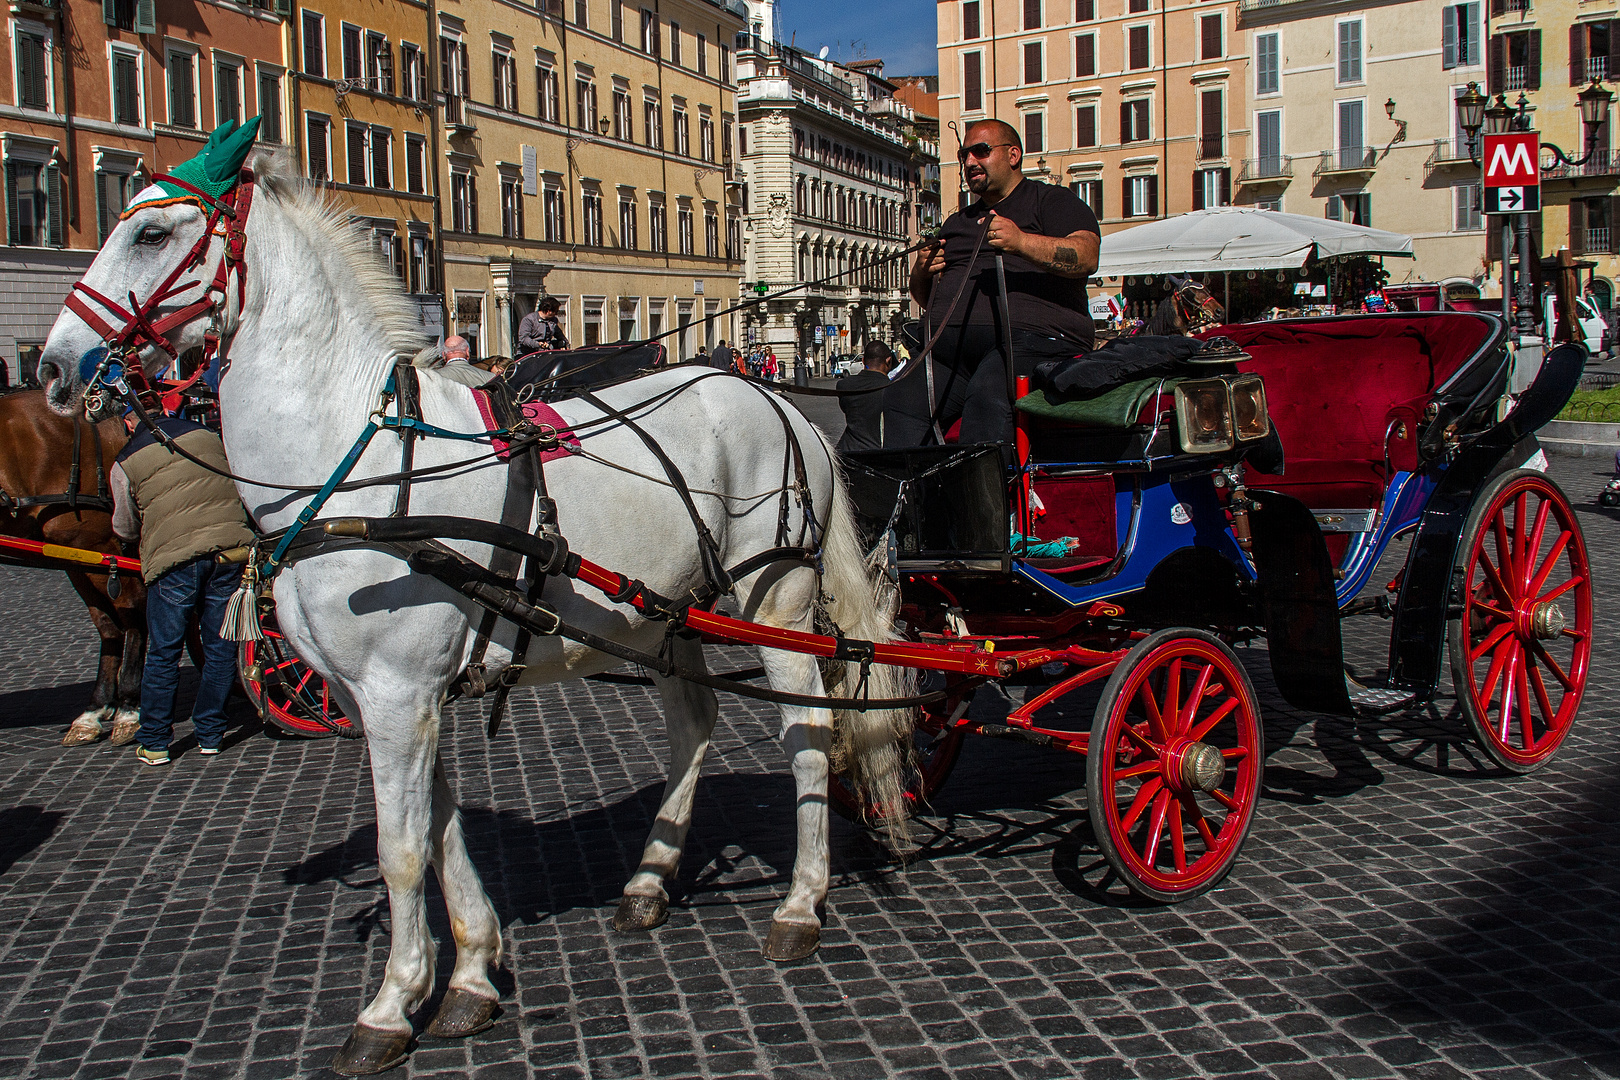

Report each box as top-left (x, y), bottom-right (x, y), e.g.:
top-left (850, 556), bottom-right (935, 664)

top-left (1241, 0), bottom-right (1489, 288)
top-left (433, 0), bottom-right (746, 360)
top-left (936, 0), bottom-right (1249, 234)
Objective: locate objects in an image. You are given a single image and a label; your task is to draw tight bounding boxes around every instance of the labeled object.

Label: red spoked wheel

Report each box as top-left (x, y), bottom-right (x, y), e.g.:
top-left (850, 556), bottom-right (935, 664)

top-left (238, 606), bottom-right (357, 739)
top-left (1449, 469), bottom-right (1591, 773)
top-left (829, 711), bottom-right (965, 824)
top-left (1087, 629), bottom-right (1263, 902)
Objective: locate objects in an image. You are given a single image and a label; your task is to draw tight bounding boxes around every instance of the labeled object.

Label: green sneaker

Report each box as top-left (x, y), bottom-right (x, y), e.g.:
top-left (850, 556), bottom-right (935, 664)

top-left (135, 746), bottom-right (169, 767)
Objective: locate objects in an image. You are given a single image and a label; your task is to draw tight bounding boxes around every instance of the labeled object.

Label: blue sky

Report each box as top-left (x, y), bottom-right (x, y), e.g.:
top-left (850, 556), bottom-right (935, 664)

top-left (778, 0), bottom-right (938, 75)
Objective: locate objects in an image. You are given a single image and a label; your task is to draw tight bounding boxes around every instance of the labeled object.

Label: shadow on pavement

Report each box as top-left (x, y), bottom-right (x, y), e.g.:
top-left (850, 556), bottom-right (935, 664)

top-left (0, 805), bottom-right (63, 878)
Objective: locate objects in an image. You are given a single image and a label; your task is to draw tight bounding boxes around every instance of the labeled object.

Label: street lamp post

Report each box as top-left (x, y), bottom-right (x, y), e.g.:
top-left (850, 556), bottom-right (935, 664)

top-left (1455, 80), bottom-right (1616, 338)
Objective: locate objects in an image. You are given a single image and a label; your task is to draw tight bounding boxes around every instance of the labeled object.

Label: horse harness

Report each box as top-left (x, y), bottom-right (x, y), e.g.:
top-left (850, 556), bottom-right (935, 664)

top-left (0, 412), bottom-right (115, 518)
top-left (380, 366), bottom-right (829, 736)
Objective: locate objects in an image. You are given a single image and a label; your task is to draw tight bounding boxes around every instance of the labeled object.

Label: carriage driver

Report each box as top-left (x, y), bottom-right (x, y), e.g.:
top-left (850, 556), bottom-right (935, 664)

top-left (110, 409), bottom-right (256, 765)
top-left (886, 119), bottom-right (1101, 448)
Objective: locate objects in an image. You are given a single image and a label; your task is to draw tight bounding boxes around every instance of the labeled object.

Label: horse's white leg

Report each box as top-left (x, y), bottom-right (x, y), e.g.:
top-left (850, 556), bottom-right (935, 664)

top-left (332, 699), bottom-right (440, 1076)
top-left (614, 634), bottom-right (719, 932)
top-left (422, 754), bottom-right (503, 1038)
top-left (758, 645), bottom-right (833, 963)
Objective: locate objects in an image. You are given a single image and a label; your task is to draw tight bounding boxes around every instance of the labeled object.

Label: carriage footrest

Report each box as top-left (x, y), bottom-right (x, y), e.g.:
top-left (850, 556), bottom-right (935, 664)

top-left (1347, 685), bottom-right (1417, 714)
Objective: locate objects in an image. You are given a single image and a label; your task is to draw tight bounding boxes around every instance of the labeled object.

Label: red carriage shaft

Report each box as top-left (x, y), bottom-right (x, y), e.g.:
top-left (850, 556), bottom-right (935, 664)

top-left (0, 534), bottom-right (140, 574)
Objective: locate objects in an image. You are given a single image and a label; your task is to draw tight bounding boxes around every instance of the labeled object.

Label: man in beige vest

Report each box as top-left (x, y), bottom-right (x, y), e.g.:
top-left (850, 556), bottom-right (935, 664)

top-left (111, 410), bottom-right (257, 765)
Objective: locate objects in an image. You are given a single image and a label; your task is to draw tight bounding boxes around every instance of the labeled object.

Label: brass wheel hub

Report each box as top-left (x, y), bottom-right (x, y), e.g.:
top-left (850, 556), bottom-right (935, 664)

top-left (1179, 742), bottom-right (1226, 793)
top-left (1529, 601), bottom-right (1566, 641)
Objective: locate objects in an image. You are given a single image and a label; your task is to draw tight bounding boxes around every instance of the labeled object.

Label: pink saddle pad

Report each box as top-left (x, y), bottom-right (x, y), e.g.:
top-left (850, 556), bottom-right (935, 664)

top-left (470, 389), bottom-right (581, 462)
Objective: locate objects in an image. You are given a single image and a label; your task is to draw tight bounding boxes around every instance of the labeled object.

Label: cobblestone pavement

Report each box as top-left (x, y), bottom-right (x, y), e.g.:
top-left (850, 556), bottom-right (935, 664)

top-left (2, 452), bottom-right (1619, 1080)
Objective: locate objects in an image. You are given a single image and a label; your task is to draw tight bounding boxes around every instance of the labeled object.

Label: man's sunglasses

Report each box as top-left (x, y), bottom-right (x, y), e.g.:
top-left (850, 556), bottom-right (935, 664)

top-left (957, 142), bottom-right (1015, 161)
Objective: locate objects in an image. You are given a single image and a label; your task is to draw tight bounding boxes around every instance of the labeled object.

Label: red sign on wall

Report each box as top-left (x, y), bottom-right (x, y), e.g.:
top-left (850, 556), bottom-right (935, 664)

top-left (1481, 132), bottom-right (1540, 214)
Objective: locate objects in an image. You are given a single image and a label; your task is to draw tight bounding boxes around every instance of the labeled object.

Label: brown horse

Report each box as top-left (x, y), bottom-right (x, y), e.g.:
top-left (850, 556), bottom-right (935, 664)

top-left (0, 389), bottom-right (146, 745)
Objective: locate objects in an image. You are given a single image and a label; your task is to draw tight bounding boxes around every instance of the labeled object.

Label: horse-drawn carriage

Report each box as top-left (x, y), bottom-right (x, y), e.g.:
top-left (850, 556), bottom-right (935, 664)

top-left (36, 131), bottom-right (1591, 1072)
top-left (830, 310), bottom-right (1589, 898)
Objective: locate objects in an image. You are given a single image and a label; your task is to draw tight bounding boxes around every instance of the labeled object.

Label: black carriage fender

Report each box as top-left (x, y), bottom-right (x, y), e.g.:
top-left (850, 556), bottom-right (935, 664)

top-left (1248, 489), bottom-right (1354, 717)
top-left (1388, 341), bottom-right (1585, 699)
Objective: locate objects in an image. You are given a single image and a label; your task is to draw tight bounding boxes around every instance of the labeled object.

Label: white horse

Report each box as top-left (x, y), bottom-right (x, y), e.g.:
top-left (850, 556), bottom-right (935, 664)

top-left (40, 152), bottom-right (912, 1075)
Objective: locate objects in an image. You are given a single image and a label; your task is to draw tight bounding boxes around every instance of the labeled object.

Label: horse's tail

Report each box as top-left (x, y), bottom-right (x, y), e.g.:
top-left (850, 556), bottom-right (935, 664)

top-left (815, 461), bottom-right (916, 840)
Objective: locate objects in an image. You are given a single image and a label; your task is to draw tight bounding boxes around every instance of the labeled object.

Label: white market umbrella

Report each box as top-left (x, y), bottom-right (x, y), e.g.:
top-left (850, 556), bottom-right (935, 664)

top-left (1095, 207), bottom-right (1415, 279)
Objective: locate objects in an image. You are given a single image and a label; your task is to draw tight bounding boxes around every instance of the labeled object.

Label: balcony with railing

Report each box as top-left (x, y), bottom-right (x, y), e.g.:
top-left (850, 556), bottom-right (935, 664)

top-left (442, 94), bottom-right (474, 132)
top-left (1236, 155), bottom-right (1293, 184)
top-left (1198, 136), bottom-right (1224, 162)
top-left (1589, 56), bottom-right (1609, 82)
top-left (1423, 137), bottom-right (1477, 176)
top-left (1587, 227), bottom-right (1613, 254)
top-left (1505, 65), bottom-right (1530, 90)
top-left (1542, 150), bottom-right (1620, 180)
top-left (1315, 146), bottom-right (1376, 175)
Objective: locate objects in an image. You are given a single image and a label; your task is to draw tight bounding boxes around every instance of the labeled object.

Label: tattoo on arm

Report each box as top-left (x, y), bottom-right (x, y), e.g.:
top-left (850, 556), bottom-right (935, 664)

top-left (1050, 246), bottom-right (1080, 271)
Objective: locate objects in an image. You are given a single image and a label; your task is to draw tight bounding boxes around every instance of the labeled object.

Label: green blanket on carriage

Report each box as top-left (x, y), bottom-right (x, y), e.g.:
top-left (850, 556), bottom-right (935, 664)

top-left (1014, 375), bottom-right (1185, 429)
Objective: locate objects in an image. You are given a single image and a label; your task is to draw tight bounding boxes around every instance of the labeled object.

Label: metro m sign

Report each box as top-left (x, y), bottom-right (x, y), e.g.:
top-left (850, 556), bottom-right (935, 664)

top-left (1482, 132), bottom-right (1540, 214)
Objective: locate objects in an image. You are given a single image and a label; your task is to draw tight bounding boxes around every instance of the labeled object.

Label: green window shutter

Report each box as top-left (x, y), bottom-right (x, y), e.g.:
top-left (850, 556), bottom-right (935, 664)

top-left (103, 0), bottom-right (117, 26)
top-left (96, 172), bottom-right (110, 245)
top-left (5, 164), bottom-right (17, 246)
top-left (46, 163), bottom-right (63, 247)
top-left (275, 0), bottom-right (291, 15)
top-left (134, 0), bottom-right (156, 34)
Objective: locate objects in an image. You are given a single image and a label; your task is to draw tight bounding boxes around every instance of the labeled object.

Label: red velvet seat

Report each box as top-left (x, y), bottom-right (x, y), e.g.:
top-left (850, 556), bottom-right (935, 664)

top-left (1204, 315), bottom-right (1492, 511)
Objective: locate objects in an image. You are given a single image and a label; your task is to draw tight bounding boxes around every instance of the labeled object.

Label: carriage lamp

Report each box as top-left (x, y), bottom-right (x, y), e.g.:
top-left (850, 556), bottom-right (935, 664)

top-left (1456, 81), bottom-right (1614, 168)
top-left (1230, 375), bottom-right (1271, 442)
top-left (1174, 380), bottom-right (1235, 454)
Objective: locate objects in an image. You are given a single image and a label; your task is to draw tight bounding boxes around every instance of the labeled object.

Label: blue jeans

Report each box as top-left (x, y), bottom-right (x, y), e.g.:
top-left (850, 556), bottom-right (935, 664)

top-left (138, 558), bottom-right (243, 751)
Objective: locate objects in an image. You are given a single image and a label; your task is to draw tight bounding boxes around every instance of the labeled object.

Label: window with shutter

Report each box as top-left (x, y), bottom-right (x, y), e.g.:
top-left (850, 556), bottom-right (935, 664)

top-left (1023, 111), bottom-right (1044, 153)
top-left (1201, 15), bottom-right (1222, 61)
top-left (45, 163), bottom-right (61, 248)
top-left (1200, 90), bottom-right (1223, 159)
top-left (5, 163), bottom-right (17, 246)
top-left (1128, 26), bottom-right (1150, 70)
top-left (1488, 34), bottom-right (1505, 93)
top-left (1337, 20), bottom-right (1362, 83)
top-left (370, 128), bottom-right (390, 188)
top-left (16, 35), bottom-right (47, 110)
top-left (306, 115), bottom-right (329, 180)
top-left (1075, 105), bottom-right (1096, 147)
top-left (1075, 34), bottom-right (1095, 78)
top-left (406, 135), bottom-right (425, 193)
top-left (963, 0), bottom-right (980, 39)
top-left (1256, 33), bottom-right (1278, 94)
top-left (963, 52), bottom-right (982, 111)
top-left (1024, 42), bottom-right (1042, 84)
top-left (1075, 0), bottom-right (1094, 21)
top-left (133, 0), bottom-right (155, 35)
top-left (215, 62), bottom-right (241, 126)
top-left (346, 124), bottom-right (367, 185)
top-left (1570, 201), bottom-right (1587, 255)
top-left (342, 25), bottom-right (362, 80)
top-left (167, 51), bottom-right (195, 127)
top-left (303, 13), bottom-right (325, 77)
top-left (259, 71), bottom-right (282, 142)
top-left (112, 52), bottom-right (141, 125)
top-left (1023, 0), bottom-right (1041, 31)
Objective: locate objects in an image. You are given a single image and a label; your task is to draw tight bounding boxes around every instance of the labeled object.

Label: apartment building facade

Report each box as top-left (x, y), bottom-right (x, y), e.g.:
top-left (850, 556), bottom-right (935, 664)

top-left (292, 0), bottom-right (442, 337)
top-left (936, 0), bottom-right (1250, 233)
top-left (734, 31), bottom-right (932, 368)
top-left (1490, 0), bottom-right (1619, 312)
top-left (1238, 0), bottom-right (1489, 286)
top-left (429, 0), bottom-right (747, 361)
top-left (1, 0), bottom-right (289, 385)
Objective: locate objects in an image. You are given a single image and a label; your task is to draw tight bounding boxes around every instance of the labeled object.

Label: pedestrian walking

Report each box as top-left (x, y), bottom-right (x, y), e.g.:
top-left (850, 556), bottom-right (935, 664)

top-left (710, 339), bottom-right (736, 371)
top-left (111, 410), bottom-right (257, 765)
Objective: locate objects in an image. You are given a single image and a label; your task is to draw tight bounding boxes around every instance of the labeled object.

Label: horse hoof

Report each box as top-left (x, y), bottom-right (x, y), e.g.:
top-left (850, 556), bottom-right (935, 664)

top-left (107, 718), bottom-right (140, 746)
top-left (762, 920), bottom-right (820, 962)
top-left (330, 1024), bottom-right (410, 1075)
top-left (61, 722), bottom-right (102, 747)
top-left (425, 988), bottom-right (499, 1039)
top-left (612, 894), bottom-right (669, 932)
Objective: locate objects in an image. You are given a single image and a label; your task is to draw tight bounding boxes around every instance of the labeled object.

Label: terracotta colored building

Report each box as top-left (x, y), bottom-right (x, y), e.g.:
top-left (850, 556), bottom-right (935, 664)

top-left (1, 0), bottom-right (290, 385)
top-left (935, 0), bottom-right (1249, 233)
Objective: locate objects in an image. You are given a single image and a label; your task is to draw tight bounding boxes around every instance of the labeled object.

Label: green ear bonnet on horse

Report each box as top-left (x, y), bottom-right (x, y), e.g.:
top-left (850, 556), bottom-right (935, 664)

top-left (121, 116), bottom-right (262, 218)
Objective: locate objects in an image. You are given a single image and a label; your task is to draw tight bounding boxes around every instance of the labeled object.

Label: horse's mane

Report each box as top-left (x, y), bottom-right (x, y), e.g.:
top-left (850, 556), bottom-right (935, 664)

top-left (248, 150), bottom-right (427, 362)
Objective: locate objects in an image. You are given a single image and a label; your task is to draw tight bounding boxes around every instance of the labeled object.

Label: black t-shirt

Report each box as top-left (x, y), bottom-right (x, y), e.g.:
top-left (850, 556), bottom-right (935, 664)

top-left (929, 178), bottom-right (1100, 347)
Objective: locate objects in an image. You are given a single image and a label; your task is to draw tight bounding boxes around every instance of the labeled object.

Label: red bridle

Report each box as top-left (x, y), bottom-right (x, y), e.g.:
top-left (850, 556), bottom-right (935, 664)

top-left (64, 169), bottom-right (256, 390)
